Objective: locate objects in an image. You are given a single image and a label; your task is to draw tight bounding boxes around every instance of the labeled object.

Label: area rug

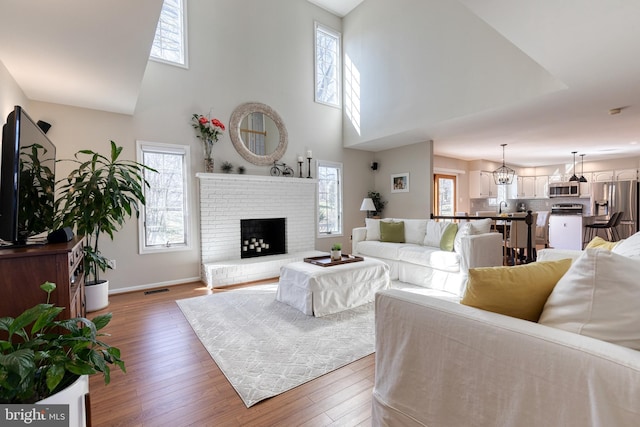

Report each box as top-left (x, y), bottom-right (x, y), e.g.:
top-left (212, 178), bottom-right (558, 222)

top-left (176, 283), bottom-right (375, 407)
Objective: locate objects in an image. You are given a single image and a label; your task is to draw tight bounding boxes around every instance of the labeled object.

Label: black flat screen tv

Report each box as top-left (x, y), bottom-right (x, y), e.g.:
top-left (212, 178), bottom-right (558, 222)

top-left (0, 106), bottom-right (56, 246)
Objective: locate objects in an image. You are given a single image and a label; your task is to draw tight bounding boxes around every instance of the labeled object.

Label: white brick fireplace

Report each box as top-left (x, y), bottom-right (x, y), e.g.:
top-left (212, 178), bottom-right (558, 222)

top-left (197, 173), bottom-right (321, 287)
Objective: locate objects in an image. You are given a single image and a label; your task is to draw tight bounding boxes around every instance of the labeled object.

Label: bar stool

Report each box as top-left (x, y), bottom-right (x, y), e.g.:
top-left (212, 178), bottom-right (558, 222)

top-left (584, 212), bottom-right (622, 243)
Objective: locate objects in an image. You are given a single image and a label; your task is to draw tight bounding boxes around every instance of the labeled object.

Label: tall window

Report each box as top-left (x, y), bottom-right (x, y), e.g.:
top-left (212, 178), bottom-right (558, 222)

top-left (317, 160), bottom-right (343, 236)
top-left (315, 22), bottom-right (341, 107)
top-left (434, 174), bottom-right (456, 216)
top-left (150, 0), bottom-right (188, 67)
top-left (137, 141), bottom-right (190, 253)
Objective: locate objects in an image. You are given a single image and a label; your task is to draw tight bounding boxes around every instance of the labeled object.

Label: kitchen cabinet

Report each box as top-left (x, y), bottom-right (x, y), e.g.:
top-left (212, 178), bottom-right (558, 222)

top-left (469, 170), bottom-right (498, 198)
top-left (615, 169), bottom-right (638, 181)
top-left (535, 176), bottom-right (549, 198)
top-left (592, 171), bottom-right (614, 182)
top-left (518, 176), bottom-right (548, 198)
top-left (549, 215), bottom-right (583, 250)
top-left (517, 176), bottom-right (535, 198)
top-left (579, 182), bottom-right (591, 197)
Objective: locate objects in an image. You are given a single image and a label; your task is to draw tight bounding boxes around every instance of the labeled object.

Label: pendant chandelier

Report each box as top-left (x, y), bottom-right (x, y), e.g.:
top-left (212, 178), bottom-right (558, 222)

top-left (569, 151), bottom-right (579, 181)
top-left (492, 144), bottom-right (515, 185)
top-left (579, 154), bottom-right (588, 182)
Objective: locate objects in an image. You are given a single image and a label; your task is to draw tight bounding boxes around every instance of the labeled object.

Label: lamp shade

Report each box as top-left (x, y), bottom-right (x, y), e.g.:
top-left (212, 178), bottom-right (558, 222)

top-left (360, 198), bottom-right (376, 211)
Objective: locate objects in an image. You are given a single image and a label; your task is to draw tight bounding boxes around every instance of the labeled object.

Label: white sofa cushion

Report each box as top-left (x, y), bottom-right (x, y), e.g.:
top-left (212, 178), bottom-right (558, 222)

top-left (402, 219), bottom-right (428, 245)
top-left (365, 218), bottom-right (381, 241)
top-left (424, 220), bottom-right (450, 247)
top-left (539, 248), bottom-right (640, 350)
top-left (398, 245), bottom-right (460, 272)
top-left (355, 240), bottom-right (408, 260)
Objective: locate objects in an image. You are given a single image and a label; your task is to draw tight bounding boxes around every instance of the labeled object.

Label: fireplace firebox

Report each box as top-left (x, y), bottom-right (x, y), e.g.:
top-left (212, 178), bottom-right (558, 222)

top-left (240, 218), bottom-right (286, 259)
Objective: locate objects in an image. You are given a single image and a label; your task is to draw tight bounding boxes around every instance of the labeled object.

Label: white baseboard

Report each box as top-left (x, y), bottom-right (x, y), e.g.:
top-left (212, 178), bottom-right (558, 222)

top-left (108, 276), bottom-right (203, 295)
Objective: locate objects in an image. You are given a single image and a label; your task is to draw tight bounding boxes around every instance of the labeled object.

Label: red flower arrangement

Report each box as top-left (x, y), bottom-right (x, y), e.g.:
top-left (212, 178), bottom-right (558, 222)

top-left (192, 113), bottom-right (226, 159)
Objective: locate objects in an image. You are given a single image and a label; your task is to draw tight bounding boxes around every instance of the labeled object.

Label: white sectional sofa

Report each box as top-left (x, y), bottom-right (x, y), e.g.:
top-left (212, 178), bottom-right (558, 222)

top-left (352, 218), bottom-right (503, 296)
top-left (372, 232), bottom-right (640, 426)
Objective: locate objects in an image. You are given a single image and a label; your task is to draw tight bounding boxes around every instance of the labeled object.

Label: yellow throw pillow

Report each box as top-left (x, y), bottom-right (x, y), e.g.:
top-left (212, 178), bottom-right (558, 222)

top-left (461, 259), bottom-right (572, 322)
top-left (586, 236), bottom-right (622, 250)
top-left (380, 221), bottom-right (405, 243)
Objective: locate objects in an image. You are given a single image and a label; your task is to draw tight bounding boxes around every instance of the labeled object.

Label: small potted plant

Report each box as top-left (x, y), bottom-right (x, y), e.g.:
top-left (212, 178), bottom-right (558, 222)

top-left (331, 243), bottom-right (342, 261)
top-left (221, 161), bottom-right (234, 173)
top-left (0, 281), bottom-right (125, 423)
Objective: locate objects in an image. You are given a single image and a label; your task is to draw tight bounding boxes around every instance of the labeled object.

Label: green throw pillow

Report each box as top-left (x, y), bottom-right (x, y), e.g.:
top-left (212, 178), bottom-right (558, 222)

top-left (380, 221), bottom-right (405, 243)
top-left (440, 223), bottom-right (458, 251)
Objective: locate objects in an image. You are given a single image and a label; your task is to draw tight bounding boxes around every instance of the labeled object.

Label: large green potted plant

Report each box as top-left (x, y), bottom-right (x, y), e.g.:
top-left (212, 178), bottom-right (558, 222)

top-left (55, 141), bottom-right (155, 311)
top-left (0, 282), bottom-right (125, 426)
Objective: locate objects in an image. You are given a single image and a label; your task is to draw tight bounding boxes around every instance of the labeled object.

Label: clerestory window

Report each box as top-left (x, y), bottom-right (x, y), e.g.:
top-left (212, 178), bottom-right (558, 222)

top-left (314, 22), bottom-right (341, 107)
top-left (150, 0), bottom-right (188, 67)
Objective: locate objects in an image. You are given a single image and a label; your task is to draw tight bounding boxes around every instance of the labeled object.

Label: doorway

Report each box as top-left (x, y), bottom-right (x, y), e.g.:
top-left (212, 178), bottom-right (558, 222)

top-left (434, 174), bottom-right (456, 216)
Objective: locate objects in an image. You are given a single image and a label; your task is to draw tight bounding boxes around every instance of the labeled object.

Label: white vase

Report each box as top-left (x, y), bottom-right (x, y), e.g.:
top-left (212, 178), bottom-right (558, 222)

top-left (38, 375), bottom-right (89, 427)
top-left (85, 280), bottom-right (109, 312)
top-left (331, 250), bottom-right (342, 261)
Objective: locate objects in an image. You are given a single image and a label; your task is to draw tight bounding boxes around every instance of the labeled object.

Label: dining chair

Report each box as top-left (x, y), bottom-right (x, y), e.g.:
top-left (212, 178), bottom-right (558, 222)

top-left (584, 212), bottom-right (622, 243)
top-left (535, 211), bottom-right (550, 248)
top-left (508, 212), bottom-right (537, 264)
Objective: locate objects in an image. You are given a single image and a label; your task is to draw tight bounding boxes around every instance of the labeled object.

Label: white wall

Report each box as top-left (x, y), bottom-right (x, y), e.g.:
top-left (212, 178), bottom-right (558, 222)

top-left (1, 0), bottom-right (374, 292)
top-left (372, 141), bottom-right (433, 219)
top-left (341, 0), bottom-right (564, 149)
top-left (0, 60), bottom-right (29, 123)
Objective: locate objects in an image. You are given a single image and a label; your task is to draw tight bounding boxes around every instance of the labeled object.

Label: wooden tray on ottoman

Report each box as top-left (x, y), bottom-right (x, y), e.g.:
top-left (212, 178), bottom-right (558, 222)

top-left (303, 254), bottom-right (364, 267)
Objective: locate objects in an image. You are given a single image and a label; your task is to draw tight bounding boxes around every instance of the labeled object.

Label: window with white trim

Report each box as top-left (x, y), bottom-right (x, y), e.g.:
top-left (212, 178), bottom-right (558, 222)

top-left (150, 0), bottom-right (188, 67)
top-left (317, 160), bottom-right (343, 236)
top-left (137, 141), bottom-right (190, 253)
top-left (314, 22), bottom-right (341, 107)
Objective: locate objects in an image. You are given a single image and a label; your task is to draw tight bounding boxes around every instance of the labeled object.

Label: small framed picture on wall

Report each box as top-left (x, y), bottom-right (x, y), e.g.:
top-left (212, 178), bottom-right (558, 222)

top-left (391, 173), bottom-right (409, 193)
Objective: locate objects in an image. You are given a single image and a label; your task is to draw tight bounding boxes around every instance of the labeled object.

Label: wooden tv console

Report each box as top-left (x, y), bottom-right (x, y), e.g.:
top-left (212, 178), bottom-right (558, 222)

top-left (0, 236), bottom-right (86, 319)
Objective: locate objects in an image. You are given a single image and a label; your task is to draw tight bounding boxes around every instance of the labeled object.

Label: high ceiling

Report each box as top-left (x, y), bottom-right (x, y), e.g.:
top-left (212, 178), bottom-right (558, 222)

top-left (1, 0), bottom-right (639, 167)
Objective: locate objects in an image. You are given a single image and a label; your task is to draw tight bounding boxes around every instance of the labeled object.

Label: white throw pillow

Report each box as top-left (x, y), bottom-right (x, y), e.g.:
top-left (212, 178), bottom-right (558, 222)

top-left (424, 220), bottom-right (450, 247)
top-left (539, 248), bottom-right (640, 350)
top-left (454, 222), bottom-right (472, 254)
top-left (403, 219), bottom-right (428, 245)
top-left (453, 218), bottom-right (492, 253)
top-left (612, 230), bottom-right (640, 258)
top-left (365, 218), bottom-right (381, 241)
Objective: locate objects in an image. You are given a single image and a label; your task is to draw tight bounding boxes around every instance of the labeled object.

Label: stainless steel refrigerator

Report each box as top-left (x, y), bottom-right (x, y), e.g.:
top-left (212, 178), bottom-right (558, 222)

top-left (591, 180), bottom-right (639, 239)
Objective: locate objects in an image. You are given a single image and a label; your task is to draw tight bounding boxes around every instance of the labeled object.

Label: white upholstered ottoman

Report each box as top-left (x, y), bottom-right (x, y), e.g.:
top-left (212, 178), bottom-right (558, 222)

top-left (276, 257), bottom-right (390, 317)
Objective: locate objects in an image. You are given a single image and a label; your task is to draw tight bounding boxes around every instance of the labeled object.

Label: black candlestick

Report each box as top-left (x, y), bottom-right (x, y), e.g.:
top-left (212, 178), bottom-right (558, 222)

top-left (307, 157), bottom-right (312, 178)
top-left (298, 161), bottom-right (303, 178)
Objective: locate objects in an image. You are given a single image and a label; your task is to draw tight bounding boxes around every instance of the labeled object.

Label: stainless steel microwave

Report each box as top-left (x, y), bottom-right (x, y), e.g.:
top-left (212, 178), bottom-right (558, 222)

top-left (549, 181), bottom-right (580, 197)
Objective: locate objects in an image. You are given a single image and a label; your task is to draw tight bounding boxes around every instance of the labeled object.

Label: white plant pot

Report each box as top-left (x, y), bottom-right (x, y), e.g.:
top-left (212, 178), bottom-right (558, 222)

top-left (85, 280), bottom-right (109, 312)
top-left (38, 375), bottom-right (89, 427)
top-left (331, 250), bottom-right (342, 261)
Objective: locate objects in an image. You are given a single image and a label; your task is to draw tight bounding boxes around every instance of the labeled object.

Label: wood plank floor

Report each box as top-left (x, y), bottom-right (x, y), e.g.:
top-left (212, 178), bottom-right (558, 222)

top-left (88, 281), bottom-right (375, 426)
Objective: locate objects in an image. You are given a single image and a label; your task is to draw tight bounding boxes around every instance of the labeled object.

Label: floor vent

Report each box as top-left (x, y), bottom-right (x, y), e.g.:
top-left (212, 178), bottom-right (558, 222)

top-left (144, 288), bottom-right (169, 295)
